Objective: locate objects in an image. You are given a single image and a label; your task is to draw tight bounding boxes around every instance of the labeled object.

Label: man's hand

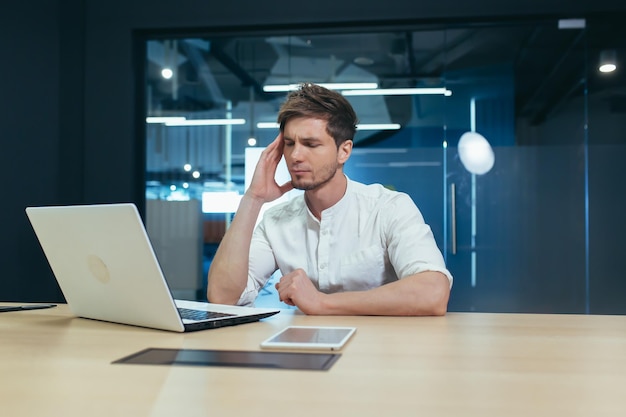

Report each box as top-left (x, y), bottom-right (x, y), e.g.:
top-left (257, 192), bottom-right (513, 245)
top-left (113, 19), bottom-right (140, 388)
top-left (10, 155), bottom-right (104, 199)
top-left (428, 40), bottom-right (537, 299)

top-left (275, 269), bottom-right (326, 315)
top-left (247, 133), bottom-right (294, 203)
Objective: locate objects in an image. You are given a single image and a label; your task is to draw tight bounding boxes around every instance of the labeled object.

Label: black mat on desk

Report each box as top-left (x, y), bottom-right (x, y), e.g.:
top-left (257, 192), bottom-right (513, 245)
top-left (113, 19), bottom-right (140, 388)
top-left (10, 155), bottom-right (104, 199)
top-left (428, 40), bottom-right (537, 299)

top-left (113, 348), bottom-right (340, 371)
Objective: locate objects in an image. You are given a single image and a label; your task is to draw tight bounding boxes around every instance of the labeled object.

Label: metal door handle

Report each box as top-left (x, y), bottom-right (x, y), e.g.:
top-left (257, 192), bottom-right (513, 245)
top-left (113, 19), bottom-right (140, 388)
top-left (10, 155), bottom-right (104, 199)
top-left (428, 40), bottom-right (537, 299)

top-left (451, 183), bottom-right (457, 255)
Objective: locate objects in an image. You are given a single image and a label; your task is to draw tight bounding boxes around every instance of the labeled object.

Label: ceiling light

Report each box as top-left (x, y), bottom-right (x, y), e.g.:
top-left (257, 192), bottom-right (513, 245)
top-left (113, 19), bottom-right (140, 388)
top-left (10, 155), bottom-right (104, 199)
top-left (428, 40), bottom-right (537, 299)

top-left (257, 122), bottom-right (279, 129)
top-left (356, 124), bottom-right (401, 130)
top-left (353, 57), bottom-right (374, 66)
top-left (263, 82), bottom-right (378, 92)
top-left (146, 116), bottom-right (186, 123)
top-left (558, 19), bottom-right (586, 30)
top-left (342, 87), bottom-right (452, 96)
top-left (599, 63), bottom-right (616, 73)
top-left (161, 68), bottom-right (173, 79)
top-left (599, 50), bottom-right (617, 73)
top-left (164, 119), bottom-right (246, 126)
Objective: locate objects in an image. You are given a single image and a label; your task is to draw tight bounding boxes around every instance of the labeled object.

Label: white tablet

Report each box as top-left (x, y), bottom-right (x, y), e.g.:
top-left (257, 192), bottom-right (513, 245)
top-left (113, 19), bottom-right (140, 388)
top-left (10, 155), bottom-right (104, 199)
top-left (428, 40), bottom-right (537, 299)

top-left (260, 326), bottom-right (357, 351)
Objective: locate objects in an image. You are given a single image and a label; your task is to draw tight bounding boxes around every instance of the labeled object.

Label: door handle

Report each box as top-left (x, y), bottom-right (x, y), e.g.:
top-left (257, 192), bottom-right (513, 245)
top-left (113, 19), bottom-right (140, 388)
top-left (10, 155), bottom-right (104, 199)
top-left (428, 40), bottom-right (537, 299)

top-left (451, 182), bottom-right (457, 255)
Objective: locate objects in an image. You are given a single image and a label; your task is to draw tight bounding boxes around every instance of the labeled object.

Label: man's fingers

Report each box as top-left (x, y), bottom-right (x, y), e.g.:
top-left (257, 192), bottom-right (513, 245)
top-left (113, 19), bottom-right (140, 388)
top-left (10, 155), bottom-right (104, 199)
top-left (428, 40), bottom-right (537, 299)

top-left (275, 283), bottom-right (294, 306)
top-left (264, 133), bottom-right (283, 154)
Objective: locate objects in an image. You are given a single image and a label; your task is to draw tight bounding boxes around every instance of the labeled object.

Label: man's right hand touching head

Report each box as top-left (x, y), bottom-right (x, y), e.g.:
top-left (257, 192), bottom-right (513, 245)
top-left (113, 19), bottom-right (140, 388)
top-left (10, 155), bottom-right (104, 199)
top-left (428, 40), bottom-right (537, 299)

top-left (246, 133), bottom-right (294, 203)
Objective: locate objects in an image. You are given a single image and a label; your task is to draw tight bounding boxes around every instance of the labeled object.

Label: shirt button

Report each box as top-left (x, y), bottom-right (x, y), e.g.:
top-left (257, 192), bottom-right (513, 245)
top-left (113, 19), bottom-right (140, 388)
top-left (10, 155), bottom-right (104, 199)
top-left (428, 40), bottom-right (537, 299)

top-left (320, 263), bottom-right (326, 269)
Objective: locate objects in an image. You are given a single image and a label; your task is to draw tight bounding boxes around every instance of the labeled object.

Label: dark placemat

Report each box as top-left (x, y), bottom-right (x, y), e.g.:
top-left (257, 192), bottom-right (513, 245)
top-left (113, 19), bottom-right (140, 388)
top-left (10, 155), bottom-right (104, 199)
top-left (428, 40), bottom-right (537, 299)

top-left (113, 348), bottom-right (341, 371)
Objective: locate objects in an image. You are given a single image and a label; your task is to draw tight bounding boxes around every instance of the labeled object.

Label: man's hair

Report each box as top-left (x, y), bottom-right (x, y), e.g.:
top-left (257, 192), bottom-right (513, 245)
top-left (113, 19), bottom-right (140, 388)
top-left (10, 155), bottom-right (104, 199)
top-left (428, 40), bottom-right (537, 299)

top-left (277, 83), bottom-right (358, 147)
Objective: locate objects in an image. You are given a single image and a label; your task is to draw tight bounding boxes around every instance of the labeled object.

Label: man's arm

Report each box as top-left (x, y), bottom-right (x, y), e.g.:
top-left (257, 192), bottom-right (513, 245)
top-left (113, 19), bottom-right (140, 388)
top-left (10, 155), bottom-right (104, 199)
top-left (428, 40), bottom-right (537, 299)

top-left (275, 269), bottom-right (450, 316)
top-left (206, 194), bottom-right (265, 304)
top-left (207, 135), bottom-right (293, 304)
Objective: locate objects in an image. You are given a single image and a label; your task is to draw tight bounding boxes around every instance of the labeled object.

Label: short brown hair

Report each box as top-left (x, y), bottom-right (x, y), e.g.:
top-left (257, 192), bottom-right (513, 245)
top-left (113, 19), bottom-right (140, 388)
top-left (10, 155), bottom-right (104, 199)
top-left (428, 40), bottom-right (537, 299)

top-left (277, 83), bottom-right (358, 147)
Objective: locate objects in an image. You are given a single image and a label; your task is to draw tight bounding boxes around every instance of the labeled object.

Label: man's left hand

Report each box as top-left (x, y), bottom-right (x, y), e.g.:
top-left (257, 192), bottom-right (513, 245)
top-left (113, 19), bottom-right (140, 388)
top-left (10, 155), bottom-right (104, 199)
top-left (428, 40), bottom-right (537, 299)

top-left (275, 269), bottom-right (325, 314)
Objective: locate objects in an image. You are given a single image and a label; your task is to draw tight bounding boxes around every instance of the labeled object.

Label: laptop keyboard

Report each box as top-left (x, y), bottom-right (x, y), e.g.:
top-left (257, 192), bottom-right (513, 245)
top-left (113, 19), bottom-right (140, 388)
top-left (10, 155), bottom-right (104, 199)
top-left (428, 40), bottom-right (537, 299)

top-left (178, 307), bottom-right (236, 321)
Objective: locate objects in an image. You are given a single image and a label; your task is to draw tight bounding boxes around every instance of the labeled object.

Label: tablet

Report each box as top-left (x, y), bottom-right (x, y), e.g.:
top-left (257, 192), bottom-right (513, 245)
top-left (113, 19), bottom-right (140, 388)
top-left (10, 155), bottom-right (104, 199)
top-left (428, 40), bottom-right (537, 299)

top-left (260, 326), bottom-right (356, 351)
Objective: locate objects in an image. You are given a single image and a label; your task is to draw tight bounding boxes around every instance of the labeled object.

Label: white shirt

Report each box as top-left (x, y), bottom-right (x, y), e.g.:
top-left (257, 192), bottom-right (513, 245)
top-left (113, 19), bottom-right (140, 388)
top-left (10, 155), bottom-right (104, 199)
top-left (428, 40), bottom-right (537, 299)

top-left (237, 178), bottom-right (453, 306)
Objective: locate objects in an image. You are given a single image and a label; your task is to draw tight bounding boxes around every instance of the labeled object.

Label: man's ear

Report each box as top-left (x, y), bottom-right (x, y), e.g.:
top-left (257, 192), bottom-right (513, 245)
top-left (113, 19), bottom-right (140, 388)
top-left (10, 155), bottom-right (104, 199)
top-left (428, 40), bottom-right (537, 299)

top-left (338, 140), bottom-right (353, 164)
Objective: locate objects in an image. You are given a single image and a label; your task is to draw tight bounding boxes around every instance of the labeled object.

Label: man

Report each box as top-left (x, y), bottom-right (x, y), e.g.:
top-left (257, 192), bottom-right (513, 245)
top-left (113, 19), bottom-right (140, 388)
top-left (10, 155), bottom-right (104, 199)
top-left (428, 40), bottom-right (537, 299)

top-left (208, 83), bottom-right (452, 316)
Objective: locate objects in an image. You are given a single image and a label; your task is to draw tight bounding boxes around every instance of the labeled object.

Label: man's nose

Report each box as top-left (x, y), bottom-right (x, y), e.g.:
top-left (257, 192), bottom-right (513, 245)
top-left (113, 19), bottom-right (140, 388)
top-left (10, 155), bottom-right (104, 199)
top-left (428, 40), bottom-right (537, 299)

top-left (290, 143), bottom-right (304, 160)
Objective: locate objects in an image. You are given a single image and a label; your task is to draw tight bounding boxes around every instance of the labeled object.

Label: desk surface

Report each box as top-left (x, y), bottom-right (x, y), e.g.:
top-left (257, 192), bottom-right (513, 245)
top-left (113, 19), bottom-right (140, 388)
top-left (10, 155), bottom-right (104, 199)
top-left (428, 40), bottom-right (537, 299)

top-left (2, 304), bottom-right (626, 417)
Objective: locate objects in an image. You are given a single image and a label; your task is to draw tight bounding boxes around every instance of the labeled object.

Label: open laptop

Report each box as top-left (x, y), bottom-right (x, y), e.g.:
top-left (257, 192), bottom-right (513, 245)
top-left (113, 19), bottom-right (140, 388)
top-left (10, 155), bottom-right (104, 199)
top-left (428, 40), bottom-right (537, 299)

top-left (25, 203), bottom-right (279, 332)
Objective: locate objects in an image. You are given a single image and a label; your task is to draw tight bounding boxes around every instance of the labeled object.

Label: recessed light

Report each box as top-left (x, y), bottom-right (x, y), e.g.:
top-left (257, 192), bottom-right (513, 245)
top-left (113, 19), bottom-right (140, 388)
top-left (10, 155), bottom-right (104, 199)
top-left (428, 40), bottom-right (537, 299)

top-left (161, 68), bottom-right (173, 79)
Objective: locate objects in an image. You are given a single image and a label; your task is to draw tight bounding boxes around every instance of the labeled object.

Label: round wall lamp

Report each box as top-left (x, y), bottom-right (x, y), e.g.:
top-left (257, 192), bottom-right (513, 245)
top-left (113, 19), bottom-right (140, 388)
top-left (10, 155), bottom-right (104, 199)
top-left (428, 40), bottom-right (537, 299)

top-left (458, 131), bottom-right (495, 175)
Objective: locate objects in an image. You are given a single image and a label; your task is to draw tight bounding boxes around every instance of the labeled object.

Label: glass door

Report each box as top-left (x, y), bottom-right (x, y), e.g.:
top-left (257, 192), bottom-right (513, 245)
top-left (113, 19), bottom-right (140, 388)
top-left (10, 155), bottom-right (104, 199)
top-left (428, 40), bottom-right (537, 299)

top-left (443, 21), bottom-right (588, 313)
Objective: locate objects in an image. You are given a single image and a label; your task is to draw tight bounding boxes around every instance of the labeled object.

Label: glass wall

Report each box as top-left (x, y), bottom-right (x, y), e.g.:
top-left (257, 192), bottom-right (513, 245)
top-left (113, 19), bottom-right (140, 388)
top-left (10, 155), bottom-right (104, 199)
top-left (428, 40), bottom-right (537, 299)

top-left (143, 16), bottom-right (626, 313)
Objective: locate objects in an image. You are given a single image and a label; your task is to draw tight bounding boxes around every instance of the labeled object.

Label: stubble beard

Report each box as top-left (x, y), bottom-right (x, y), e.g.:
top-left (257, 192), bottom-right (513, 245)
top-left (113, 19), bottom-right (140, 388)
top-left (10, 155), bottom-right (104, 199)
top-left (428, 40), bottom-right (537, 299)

top-left (291, 161), bottom-right (339, 191)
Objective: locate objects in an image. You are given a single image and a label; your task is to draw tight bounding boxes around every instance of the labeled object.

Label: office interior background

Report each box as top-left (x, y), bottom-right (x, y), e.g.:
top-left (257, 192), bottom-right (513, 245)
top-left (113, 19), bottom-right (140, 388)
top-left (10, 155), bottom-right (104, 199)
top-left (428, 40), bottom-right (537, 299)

top-left (3, 0), bottom-right (625, 315)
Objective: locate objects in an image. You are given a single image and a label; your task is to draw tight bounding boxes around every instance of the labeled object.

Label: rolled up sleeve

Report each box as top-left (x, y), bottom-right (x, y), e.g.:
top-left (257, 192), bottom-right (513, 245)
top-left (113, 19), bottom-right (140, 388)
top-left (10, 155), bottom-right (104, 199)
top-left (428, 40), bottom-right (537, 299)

top-left (385, 194), bottom-right (453, 288)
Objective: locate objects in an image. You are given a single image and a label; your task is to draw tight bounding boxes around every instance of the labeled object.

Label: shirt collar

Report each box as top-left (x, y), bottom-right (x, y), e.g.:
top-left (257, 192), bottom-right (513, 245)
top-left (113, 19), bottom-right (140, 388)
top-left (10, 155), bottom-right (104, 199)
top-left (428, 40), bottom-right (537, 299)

top-left (318, 175), bottom-right (351, 219)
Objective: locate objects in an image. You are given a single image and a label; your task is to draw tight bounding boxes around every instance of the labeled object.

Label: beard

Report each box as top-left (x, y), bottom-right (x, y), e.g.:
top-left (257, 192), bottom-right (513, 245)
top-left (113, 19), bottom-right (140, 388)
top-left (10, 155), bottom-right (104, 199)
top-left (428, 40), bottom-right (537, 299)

top-left (290, 160), bottom-right (339, 191)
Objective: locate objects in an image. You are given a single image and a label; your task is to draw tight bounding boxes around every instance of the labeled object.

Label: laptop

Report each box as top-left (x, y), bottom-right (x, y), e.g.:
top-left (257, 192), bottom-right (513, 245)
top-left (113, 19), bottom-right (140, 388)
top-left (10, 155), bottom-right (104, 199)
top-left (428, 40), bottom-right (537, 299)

top-left (25, 203), bottom-right (280, 332)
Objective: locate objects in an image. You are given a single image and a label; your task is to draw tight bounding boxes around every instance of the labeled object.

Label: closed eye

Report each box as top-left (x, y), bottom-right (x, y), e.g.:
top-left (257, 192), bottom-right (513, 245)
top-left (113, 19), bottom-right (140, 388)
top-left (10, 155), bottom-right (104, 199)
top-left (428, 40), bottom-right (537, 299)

top-left (302, 140), bottom-right (322, 148)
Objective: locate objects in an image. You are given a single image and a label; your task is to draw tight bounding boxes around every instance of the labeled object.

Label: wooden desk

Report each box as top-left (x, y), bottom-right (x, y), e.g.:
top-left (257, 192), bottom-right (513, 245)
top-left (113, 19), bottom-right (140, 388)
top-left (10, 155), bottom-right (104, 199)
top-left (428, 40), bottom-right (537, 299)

top-left (2, 304), bottom-right (625, 416)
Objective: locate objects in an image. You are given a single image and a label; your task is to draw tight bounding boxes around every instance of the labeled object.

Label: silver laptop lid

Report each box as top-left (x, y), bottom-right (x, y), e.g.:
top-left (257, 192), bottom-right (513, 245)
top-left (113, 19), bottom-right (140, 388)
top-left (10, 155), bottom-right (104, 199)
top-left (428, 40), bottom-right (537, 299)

top-left (26, 203), bottom-right (186, 332)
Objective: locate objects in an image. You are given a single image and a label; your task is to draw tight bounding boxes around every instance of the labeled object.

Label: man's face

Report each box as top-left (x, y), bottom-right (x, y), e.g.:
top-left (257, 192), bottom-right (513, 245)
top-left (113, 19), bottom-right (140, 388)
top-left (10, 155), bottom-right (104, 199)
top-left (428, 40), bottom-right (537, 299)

top-left (282, 117), bottom-right (350, 191)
